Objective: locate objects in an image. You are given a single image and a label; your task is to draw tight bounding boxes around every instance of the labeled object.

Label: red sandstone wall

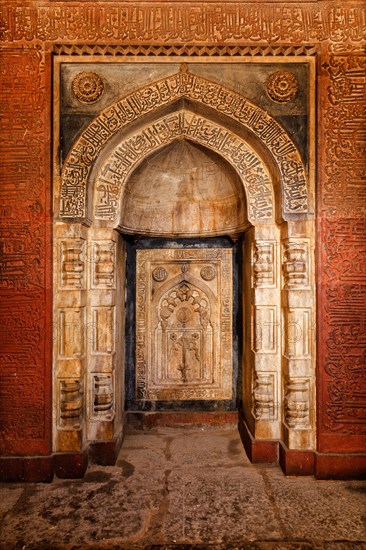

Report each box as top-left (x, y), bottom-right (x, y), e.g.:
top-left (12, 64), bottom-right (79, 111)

top-left (0, 2), bottom-right (365, 459)
top-left (0, 47), bottom-right (52, 455)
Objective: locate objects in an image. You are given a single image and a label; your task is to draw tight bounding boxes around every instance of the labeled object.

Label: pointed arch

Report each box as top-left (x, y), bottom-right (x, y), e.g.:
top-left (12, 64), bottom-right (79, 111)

top-left (60, 70), bottom-right (308, 222)
top-left (94, 109), bottom-right (274, 226)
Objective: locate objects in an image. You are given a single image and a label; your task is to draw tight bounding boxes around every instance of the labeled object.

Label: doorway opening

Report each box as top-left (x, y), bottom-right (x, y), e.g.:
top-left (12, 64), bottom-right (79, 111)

top-left (123, 236), bottom-right (243, 417)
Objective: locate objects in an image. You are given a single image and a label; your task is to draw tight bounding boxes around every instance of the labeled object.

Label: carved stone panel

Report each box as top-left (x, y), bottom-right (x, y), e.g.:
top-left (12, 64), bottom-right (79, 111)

top-left (136, 248), bottom-right (232, 401)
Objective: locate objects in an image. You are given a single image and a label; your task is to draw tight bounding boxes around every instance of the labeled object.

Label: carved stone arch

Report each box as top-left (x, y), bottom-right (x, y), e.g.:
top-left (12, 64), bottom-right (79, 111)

top-left (93, 109), bottom-right (274, 228)
top-left (59, 70), bottom-right (309, 223)
top-left (154, 272), bottom-right (217, 319)
top-left (53, 63), bottom-right (316, 469)
top-left (158, 281), bottom-right (212, 330)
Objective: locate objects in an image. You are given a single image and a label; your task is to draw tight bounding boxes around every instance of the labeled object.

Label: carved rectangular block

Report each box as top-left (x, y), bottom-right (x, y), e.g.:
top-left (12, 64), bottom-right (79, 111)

top-left (252, 372), bottom-right (277, 421)
top-left (285, 308), bottom-right (312, 359)
top-left (92, 374), bottom-right (114, 420)
top-left (91, 307), bottom-right (114, 354)
top-left (58, 379), bottom-right (83, 430)
top-left (282, 239), bottom-right (310, 290)
top-left (136, 248), bottom-right (232, 401)
top-left (252, 240), bottom-right (276, 288)
top-left (252, 306), bottom-right (278, 354)
top-left (90, 241), bottom-right (116, 289)
top-left (59, 239), bottom-right (85, 290)
top-left (285, 377), bottom-right (310, 430)
top-left (57, 308), bottom-right (85, 359)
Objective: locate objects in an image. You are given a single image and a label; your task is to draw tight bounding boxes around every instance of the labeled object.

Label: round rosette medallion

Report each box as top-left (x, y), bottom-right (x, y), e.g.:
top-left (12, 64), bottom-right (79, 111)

top-left (200, 265), bottom-right (216, 281)
top-left (266, 70), bottom-right (299, 103)
top-left (72, 71), bottom-right (104, 104)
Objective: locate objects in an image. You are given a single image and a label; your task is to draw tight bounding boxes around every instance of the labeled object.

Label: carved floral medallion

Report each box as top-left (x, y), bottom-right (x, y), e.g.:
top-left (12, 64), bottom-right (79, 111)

top-left (72, 71), bottom-right (104, 104)
top-left (266, 70), bottom-right (299, 103)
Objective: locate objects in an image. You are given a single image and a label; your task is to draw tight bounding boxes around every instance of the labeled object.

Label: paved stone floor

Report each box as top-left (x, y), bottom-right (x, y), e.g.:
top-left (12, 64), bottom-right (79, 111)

top-left (0, 427), bottom-right (365, 550)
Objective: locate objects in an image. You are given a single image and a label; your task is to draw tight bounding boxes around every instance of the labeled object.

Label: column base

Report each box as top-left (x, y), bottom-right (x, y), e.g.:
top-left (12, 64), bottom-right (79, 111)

top-left (89, 431), bottom-right (124, 466)
top-left (279, 441), bottom-right (315, 476)
top-left (54, 450), bottom-right (88, 479)
top-left (238, 414), bottom-right (278, 463)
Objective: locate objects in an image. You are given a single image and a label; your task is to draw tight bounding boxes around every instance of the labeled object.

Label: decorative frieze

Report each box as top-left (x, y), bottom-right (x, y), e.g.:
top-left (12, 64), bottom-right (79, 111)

top-left (1, 5), bottom-right (364, 44)
top-left (252, 241), bottom-right (276, 288)
top-left (59, 379), bottom-right (83, 429)
top-left (284, 378), bottom-right (310, 429)
top-left (54, 44), bottom-right (319, 58)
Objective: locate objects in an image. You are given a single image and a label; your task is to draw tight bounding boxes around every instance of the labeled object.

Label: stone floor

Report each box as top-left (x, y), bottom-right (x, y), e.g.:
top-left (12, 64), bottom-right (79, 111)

top-left (0, 426), bottom-right (365, 550)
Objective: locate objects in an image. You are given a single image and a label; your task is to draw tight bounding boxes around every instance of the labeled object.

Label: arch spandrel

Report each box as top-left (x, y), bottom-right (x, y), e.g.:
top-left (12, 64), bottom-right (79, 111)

top-left (60, 70), bottom-right (309, 222)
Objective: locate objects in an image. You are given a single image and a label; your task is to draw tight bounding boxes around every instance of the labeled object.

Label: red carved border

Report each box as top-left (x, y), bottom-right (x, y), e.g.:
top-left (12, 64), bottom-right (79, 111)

top-left (0, 47), bottom-right (52, 455)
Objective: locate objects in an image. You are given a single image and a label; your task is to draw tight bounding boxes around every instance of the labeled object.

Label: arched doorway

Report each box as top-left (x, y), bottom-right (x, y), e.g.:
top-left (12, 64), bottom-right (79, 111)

top-left (53, 67), bottom-right (316, 466)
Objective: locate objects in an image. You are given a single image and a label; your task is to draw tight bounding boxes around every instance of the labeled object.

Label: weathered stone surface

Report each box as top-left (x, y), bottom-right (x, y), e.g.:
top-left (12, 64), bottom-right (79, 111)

top-left (0, 428), bottom-right (365, 548)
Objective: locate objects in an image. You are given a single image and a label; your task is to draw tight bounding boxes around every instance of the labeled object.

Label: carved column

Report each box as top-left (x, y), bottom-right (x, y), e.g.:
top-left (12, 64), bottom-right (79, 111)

top-left (243, 224), bottom-right (281, 440)
top-left (86, 227), bottom-right (124, 443)
top-left (53, 223), bottom-right (87, 452)
top-left (281, 222), bottom-right (316, 450)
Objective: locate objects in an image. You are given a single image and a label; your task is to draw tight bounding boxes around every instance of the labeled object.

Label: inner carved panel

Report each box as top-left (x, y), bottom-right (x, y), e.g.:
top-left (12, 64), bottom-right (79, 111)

top-left (136, 248), bottom-right (232, 401)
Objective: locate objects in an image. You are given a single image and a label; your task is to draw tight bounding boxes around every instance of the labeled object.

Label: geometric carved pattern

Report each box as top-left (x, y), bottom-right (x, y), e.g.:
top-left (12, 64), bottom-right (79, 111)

top-left (136, 248), bottom-right (232, 401)
top-left (61, 70), bottom-right (307, 219)
top-left (96, 110), bottom-right (274, 223)
top-left (54, 44), bottom-right (320, 58)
